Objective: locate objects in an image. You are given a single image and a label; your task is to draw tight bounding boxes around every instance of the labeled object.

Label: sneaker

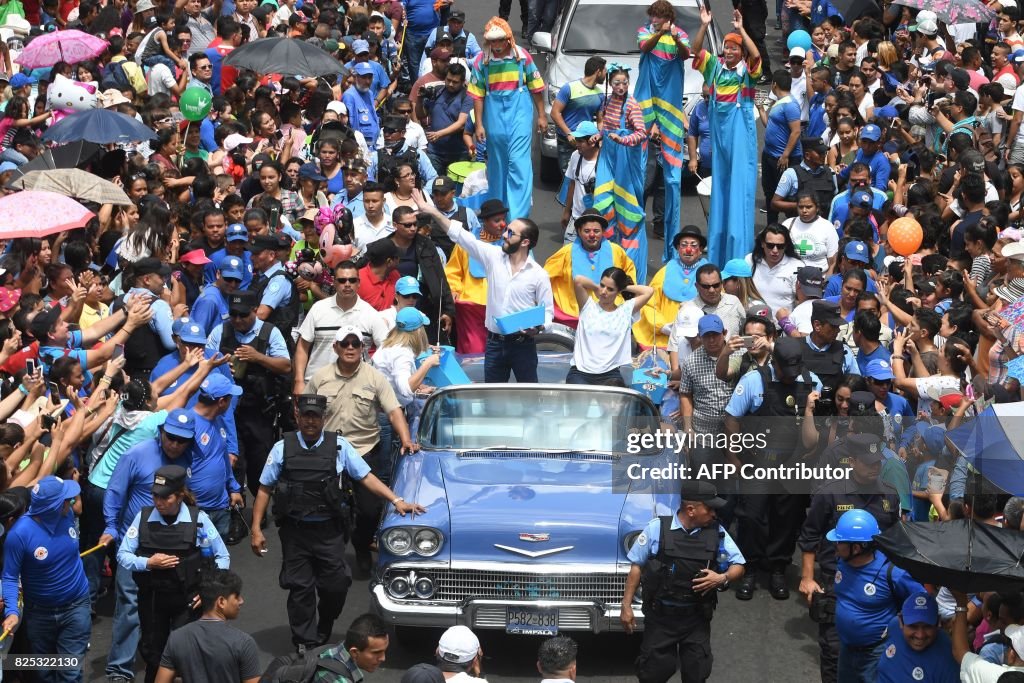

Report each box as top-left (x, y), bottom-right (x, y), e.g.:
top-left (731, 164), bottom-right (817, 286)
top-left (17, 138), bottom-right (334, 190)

top-left (107, 677), bottom-right (131, 683)
top-left (757, 74), bottom-right (771, 86)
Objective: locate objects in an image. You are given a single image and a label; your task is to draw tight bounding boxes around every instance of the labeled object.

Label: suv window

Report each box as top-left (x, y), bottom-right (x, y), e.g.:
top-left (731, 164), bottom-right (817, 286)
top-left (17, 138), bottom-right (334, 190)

top-left (561, 3), bottom-right (702, 55)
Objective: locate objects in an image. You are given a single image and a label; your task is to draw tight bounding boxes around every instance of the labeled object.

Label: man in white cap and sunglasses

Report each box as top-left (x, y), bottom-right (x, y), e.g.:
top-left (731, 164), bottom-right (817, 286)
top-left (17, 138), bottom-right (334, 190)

top-left (436, 625), bottom-right (486, 683)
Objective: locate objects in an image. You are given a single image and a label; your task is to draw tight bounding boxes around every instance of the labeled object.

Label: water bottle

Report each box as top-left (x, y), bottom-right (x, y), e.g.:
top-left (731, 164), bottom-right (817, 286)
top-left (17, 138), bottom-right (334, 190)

top-left (716, 532), bottom-right (729, 573)
top-left (198, 524), bottom-right (213, 561)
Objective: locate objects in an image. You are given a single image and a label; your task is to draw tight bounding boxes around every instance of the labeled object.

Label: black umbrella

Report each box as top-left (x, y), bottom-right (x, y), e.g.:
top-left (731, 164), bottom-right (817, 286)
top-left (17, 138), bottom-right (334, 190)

top-left (6, 140), bottom-right (102, 183)
top-left (874, 519), bottom-right (1024, 593)
top-left (829, 0), bottom-right (880, 22)
top-left (42, 110), bottom-right (157, 145)
top-left (223, 37), bottom-right (348, 77)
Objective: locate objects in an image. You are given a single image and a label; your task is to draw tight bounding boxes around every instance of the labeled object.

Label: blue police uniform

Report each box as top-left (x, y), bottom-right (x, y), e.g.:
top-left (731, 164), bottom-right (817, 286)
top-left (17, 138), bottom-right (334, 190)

top-left (627, 515), bottom-right (744, 567)
top-left (126, 286), bottom-right (176, 351)
top-left (203, 250), bottom-right (254, 289)
top-left (876, 616), bottom-right (958, 683)
top-left (116, 505), bottom-right (230, 571)
top-left (260, 430), bottom-right (371, 648)
top-left (330, 189), bottom-right (366, 218)
top-left (104, 439), bottom-right (191, 542)
top-left (367, 142), bottom-right (439, 188)
top-left (724, 364), bottom-right (823, 416)
top-left (190, 412), bottom-right (243, 532)
top-left (834, 553), bottom-right (924, 680)
top-left (205, 318), bottom-right (290, 358)
top-left (252, 262), bottom-right (292, 311)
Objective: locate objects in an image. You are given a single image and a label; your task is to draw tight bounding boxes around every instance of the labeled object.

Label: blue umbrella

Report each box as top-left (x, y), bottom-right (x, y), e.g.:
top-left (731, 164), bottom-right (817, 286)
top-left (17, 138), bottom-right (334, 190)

top-left (42, 109), bottom-right (157, 145)
top-left (946, 402), bottom-right (1024, 494)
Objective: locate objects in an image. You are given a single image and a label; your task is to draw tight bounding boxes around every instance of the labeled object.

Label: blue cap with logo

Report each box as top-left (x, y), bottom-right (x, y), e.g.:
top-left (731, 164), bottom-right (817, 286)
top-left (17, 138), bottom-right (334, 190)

top-left (220, 256), bottom-right (245, 280)
top-left (860, 123), bottom-right (882, 141)
top-left (697, 314), bottom-right (725, 336)
top-left (571, 121), bottom-right (599, 139)
top-left (844, 241), bottom-right (869, 263)
top-left (901, 592), bottom-right (939, 626)
top-left (177, 322), bottom-right (207, 345)
top-left (28, 476), bottom-right (81, 516)
top-left (353, 62), bottom-right (374, 76)
top-left (171, 316), bottom-right (192, 337)
top-left (865, 358), bottom-right (894, 381)
top-left (851, 189), bottom-right (873, 210)
top-left (395, 276), bottom-right (421, 296)
top-left (199, 374), bottom-right (243, 399)
top-left (396, 307), bottom-right (429, 331)
top-left (226, 223), bottom-right (248, 242)
top-left (163, 409), bottom-right (196, 440)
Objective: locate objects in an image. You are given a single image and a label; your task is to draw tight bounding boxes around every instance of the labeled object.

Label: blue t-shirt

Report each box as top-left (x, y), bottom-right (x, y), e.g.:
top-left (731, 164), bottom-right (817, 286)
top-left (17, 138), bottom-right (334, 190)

top-left (808, 92), bottom-right (828, 140)
top-left (911, 459), bottom-right (935, 522)
top-left (191, 284), bottom-right (232, 335)
top-left (204, 249), bottom-right (254, 289)
top-left (876, 615), bottom-right (959, 683)
top-left (764, 96), bottom-right (803, 159)
top-left (838, 149), bottom-right (891, 191)
top-left (190, 412), bottom-right (241, 510)
top-left (104, 438), bottom-right (189, 541)
top-left (2, 509), bottom-right (89, 614)
top-left (426, 88), bottom-right (474, 155)
top-left (824, 272), bottom-right (878, 298)
top-left (687, 98), bottom-right (712, 165)
top-left (405, 0), bottom-right (439, 35)
top-left (554, 79), bottom-right (605, 139)
top-left (835, 554), bottom-right (925, 647)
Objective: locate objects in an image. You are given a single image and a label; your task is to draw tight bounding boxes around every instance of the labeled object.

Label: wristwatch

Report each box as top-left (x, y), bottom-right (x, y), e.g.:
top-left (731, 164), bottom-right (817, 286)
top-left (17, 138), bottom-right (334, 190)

top-left (954, 606), bottom-right (968, 614)
top-left (392, 496), bottom-right (405, 507)
top-left (720, 577), bottom-right (730, 590)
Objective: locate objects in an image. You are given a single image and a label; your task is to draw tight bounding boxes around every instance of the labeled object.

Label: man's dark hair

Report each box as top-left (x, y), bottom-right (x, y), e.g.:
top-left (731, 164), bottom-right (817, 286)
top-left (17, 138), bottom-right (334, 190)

top-left (743, 314), bottom-right (776, 338)
top-left (961, 172), bottom-right (986, 205)
top-left (852, 310), bottom-right (880, 343)
top-left (696, 263), bottom-right (721, 281)
top-left (188, 52), bottom-right (210, 70)
top-left (537, 637), bottom-right (578, 676)
top-left (216, 16), bottom-right (241, 39)
top-left (839, 39), bottom-right (857, 55)
top-left (366, 238), bottom-right (398, 266)
top-left (199, 570), bottom-right (243, 613)
top-left (914, 307), bottom-right (942, 338)
top-left (920, 253), bottom-right (948, 276)
top-left (392, 205), bottom-right (416, 224)
top-left (362, 181), bottom-right (385, 196)
top-left (446, 63), bottom-right (466, 80)
top-left (773, 69), bottom-right (793, 91)
top-left (345, 613), bottom-right (389, 651)
top-left (517, 219), bottom-right (540, 249)
top-left (584, 56), bottom-right (607, 77)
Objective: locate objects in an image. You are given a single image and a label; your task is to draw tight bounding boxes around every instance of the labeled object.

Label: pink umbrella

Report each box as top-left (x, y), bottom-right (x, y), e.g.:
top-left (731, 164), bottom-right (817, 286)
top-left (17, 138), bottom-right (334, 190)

top-left (0, 191), bottom-right (94, 239)
top-left (14, 30), bottom-right (109, 69)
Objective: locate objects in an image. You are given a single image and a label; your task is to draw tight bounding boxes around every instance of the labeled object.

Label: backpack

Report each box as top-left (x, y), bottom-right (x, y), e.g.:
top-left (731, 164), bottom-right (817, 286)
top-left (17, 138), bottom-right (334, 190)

top-left (102, 56), bottom-right (146, 95)
top-left (376, 147), bottom-right (420, 189)
top-left (260, 644), bottom-right (351, 683)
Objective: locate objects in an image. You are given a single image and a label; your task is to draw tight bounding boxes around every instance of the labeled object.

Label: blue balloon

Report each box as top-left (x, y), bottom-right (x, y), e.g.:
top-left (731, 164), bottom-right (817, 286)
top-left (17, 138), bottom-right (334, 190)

top-left (787, 30), bottom-right (813, 51)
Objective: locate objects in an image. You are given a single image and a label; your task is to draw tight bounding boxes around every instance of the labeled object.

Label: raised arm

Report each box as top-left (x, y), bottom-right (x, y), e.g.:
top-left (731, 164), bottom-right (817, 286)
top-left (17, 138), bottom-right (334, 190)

top-left (691, 5), bottom-right (713, 58)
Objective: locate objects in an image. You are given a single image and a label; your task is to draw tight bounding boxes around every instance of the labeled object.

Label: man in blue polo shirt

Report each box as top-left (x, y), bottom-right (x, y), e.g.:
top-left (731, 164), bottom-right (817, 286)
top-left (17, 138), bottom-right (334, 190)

top-left (877, 592), bottom-right (958, 683)
top-left (549, 56), bottom-right (606, 174)
top-left (190, 374), bottom-right (245, 536)
top-left (343, 63), bottom-right (381, 149)
top-left (838, 124), bottom-right (891, 191)
top-left (192, 255), bottom-right (245, 334)
top-left (204, 223), bottom-right (253, 288)
top-left (101, 409), bottom-right (197, 683)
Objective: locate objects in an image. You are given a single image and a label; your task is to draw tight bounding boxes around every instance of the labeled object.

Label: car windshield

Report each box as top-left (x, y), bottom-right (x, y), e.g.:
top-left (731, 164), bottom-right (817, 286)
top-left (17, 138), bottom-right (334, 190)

top-left (419, 387), bottom-right (660, 453)
top-left (561, 3), bottom-right (701, 55)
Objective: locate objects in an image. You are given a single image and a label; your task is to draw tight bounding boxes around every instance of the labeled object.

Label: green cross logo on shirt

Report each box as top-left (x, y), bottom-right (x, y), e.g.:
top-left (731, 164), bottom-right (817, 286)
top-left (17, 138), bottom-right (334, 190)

top-left (796, 238), bottom-right (814, 255)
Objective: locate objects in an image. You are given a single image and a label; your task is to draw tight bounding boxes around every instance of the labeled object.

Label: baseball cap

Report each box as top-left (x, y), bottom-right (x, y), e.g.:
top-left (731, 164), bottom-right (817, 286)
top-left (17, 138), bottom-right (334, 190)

top-left (772, 336), bottom-right (805, 380)
top-left (296, 394), bottom-right (327, 416)
top-left (396, 307), bottom-right (429, 332)
top-left (223, 133), bottom-right (254, 152)
top-left (721, 258), bottom-right (753, 280)
top-left (675, 306), bottom-right (702, 338)
top-left (572, 120), bottom-right (599, 139)
top-left (948, 67), bottom-right (971, 91)
top-left (901, 592), bottom-right (939, 626)
top-left (219, 256), bottom-right (245, 280)
top-left (133, 257), bottom-right (171, 278)
top-left (431, 176), bottom-right (456, 194)
top-left (438, 626), bottom-right (480, 663)
top-left (697, 314), bottom-right (725, 336)
top-left (297, 162), bottom-right (326, 183)
top-left (797, 266), bottom-right (825, 298)
top-left (746, 303), bottom-right (771, 319)
top-left (395, 276), bottom-right (422, 296)
top-left (845, 432), bottom-right (885, 464)
top-left (848, 391), bottom-right (877, 415)
top-left (253, 233), bottom-right (290, 252)
top-left (225, 224), bottom-right (249, 243)
top-left (179, 248), bottom-right (211, 266)
top-left (151, 465), bottom-right (187, 496)
top-left (227, 290), bottom-right (258, 314)
top-left (334, 324), bottom-right (365, 343)
top-left (910, 10), bottom-right (939, 34)
top-left (449, 9), bottom-right (466, 21)
top-left (171, 316), bottom-right (192, 337)
top-left (352, 38), bottom-right (370, 54)
top-left (680, 479), bottom-right (726, 508)
top-left (802, 137), bottom-right (828, 155)
top-left (788, 46), bottom-right (807, 61)
top-left (9, 73), bottom-right (36, 89)
top-left (865, 358), bottom-right (895, 381)
top-left (429, 46), bottom-right (451, 60)
top-left (29, 305), bottom-right (61, 342)
top-left (1004, 242), bottom-right (1024, 262)
top-left (325, 100), bottom-right (348, 116)
top-left (844, 241), bottom-right (870, 263)
top-left (163, 408), bottom-right (196, 440)
top-left (850, 190), bottom-right (873, 210)
top-left (959, 150), bottom-right (986, 174)
top-left (352, 62), bottom-right (374, 77)
top-left (811, 300), bottom-right (845, 326)
top-left (200, 374), bottom-right (243, 399)
top-left (177, 322), bottom-right (207, 345)
top-left (28, 476), bottom-right (81, 516)
top-left (860, 123), bottom-right (882, 141)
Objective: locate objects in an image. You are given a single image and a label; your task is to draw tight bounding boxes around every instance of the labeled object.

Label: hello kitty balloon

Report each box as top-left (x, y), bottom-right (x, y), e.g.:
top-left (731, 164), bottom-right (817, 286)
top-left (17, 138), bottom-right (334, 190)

top-left (46, 74), bottom-right (98, 123)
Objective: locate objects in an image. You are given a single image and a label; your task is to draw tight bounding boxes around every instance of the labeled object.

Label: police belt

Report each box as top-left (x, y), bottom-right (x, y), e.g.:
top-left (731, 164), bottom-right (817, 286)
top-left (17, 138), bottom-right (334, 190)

top-left (649, 599), bottom-right (713, 617)
top-left (280, 516), bottom-right (342, 529)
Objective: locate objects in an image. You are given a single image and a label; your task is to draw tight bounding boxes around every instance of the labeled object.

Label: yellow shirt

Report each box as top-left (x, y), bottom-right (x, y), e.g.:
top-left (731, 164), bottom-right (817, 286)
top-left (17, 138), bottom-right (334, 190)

top-left (79, 303), bottom-right (109, 330)
top-left (307, 361), bottom-right (401, 456)
top-left (633, 266), bottom-right (686, 349)
top-left (444, 245), bottom-right (488, 306)
top-left (543, 242), bottom-right (637, 319)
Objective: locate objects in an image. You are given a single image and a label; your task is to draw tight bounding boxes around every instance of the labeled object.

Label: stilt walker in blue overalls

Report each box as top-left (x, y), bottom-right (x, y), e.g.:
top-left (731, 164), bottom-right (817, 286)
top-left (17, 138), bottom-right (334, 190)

top-left (469, 17), bottom-right (547, 220)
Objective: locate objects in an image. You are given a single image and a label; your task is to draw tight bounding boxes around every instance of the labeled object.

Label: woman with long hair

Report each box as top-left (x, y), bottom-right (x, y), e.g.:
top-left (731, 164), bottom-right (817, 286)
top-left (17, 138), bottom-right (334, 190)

top-left (372, 307), bottom-right (441, 408)
top-left (569, 267), bottom-right (654, 386)
top-left (749, 223), bottom-right (805, 315)
top-left (593, 64), bottom-right (648, 281)
top-left (246, 159), bottom-right (303, 223)
top-left (384, 161), bottom-right (426, 212)
top-left (149, 128), bottom-right (180, 172)
top-left (826, 116), bottom-right (860, 169)
top-left (781, 191), bottom-right (838, 274)
top-left (119, 202), bottom-right (173, 263)
top-left (721, 258), bottom-right (766, 308)
top-left (317, 138), bottom-right (346, 197)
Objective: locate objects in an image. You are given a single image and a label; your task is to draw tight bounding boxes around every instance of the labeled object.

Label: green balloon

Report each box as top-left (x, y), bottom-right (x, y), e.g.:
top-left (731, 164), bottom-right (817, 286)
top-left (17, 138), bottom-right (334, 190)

top-left (180, 87), bottom-right (212, 121)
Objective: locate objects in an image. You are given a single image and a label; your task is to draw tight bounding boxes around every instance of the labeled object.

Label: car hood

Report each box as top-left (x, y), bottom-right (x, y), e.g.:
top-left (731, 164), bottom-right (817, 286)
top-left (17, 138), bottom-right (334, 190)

top-left (439, 456), bottom-right (652, 564)
top-left (545, 53), bottom-right (705, 102)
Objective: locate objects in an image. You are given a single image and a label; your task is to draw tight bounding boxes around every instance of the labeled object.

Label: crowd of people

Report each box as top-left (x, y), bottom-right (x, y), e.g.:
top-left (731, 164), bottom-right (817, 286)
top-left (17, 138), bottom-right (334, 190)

top-left (0, 0), bottom-right (1018, 680)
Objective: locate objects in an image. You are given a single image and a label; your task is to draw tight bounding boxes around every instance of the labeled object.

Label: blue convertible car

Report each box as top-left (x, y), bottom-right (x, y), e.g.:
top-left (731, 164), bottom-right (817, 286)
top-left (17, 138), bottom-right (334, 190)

top-left (370, 377), bottom-right (679, 635)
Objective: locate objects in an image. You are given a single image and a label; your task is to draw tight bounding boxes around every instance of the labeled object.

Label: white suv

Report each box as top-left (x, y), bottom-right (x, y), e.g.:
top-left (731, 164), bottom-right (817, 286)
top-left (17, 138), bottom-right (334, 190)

top-left (531, 0), bottom-right (721, 182)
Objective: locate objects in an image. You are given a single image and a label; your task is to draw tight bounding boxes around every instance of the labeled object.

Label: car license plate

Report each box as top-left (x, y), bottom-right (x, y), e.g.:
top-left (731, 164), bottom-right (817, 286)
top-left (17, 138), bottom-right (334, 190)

top-left (506, 606), bottom-right (558, 635)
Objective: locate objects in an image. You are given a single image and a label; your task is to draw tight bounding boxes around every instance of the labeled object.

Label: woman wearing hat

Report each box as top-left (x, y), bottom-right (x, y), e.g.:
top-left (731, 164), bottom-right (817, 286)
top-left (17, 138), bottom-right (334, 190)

top-left (116, 464), bottom-right (229, 683)
top-left (720, 257), bottom-right (766, 309)
top-left (2, 476), bottom-right (91, 682)
top-left (372, 307), bottom-right (441, 440)
top-left (691, 6), bottom-right (762, 266)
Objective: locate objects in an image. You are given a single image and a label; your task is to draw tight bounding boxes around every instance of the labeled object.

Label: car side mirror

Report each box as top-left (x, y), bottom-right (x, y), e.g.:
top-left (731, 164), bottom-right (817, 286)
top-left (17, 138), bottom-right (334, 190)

top-left (532, 32), bottom-right (552, 52)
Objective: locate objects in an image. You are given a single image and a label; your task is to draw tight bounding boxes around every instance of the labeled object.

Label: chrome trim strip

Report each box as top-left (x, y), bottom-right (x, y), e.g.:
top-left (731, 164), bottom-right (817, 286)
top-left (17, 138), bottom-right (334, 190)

top-left (493, 544), bottom-right (575, 558)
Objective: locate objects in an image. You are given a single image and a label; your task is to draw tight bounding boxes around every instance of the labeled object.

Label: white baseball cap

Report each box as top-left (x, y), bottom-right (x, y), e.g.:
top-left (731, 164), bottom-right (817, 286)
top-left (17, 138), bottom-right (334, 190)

top-left (437, 625), bottom-right (480, 664)
top-left (675, 305), bottom-right (702, 338)
top-left (224, 133), bottom-right (253, 152)
top-left (326, 100), bottom-right (348, 116)
top-left (1006, 625), bottom-right (1024, 660)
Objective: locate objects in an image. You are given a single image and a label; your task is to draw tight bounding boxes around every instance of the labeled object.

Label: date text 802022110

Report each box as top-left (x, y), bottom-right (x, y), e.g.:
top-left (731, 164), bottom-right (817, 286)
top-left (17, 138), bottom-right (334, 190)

top-left (3, 655), bottom-right (83, 670)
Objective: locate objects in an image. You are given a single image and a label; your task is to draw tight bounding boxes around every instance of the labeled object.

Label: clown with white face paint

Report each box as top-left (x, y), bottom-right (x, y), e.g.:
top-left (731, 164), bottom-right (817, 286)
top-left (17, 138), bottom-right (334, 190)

top-left (633, 225), bottom-right (710, 349)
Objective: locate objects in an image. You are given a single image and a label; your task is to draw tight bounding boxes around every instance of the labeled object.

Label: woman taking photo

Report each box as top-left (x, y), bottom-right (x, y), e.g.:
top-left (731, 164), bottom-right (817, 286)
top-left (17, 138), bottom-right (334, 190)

top-left (568, 267), bottom-right (654, 386)
top-left (116, 464), bottom-right (229, 683)
top-left (246, 159), bottom-right (303, 223)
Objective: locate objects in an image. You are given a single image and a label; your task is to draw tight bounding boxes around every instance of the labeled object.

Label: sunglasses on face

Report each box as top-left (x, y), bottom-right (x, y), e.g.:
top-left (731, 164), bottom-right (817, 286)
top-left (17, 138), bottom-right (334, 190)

top-left (336, 277), bottom-right (359, 284)
top-left (764, 242), bottom-right (786, 251)
top-left (699, 281), bottom-right (723, 290)
top-left (228, 310), bottom-right (251, 318)
top-left (396, 221), bottom-right (417, 228)
top-left (164, 432), bottom-right (192, 444)
top-left (337, 338), bottom-right (363, 348)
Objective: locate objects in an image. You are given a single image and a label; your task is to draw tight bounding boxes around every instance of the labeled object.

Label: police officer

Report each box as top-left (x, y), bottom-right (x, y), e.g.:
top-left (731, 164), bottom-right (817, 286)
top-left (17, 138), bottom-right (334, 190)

top-left (1, 476), bottom-right (91, 683)
top-left (118, 257), bottom-right (178, 378)
top-left (116, 464), bottom-right (230, 683)
top-left (802, 300), bottom-right (861, 412)
top-left (191, 254), bottom-right (245, 335)
top-left (876, 592), bottom-right (959, 683)
top-left (249, 233), bottom-right (300, 347)
top-left (208, 290), bottom-right (292, 499)
top-left (249, 394), bottom-right (426, 653)
top-left (723, 336), bottom-right (822, 601)
top-left (826, 509), bottom-right (923, 682)
top-left (621, 480), bottom-right (745, 683)
top-left (797, 439), bottom-right (902, 683)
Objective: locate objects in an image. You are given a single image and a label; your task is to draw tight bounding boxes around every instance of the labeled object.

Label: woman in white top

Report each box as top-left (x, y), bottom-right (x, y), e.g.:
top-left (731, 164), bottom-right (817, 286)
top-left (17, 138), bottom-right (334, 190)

top-left (371, 307), bottom-right (441, 408)
top-left (783, 191), bottom-right (839, 274)
top-left (567, 268), bottom-right (654, 386)
top-left (747, 223), bottom-right (806, 316)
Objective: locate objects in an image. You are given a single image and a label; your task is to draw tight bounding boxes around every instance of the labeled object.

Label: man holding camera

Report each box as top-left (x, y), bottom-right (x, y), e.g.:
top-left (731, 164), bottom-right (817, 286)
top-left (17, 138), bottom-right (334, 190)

top-left (410, 47), bottom-right (452, 118)
top-left (417, 63), bottom-right (473, 177)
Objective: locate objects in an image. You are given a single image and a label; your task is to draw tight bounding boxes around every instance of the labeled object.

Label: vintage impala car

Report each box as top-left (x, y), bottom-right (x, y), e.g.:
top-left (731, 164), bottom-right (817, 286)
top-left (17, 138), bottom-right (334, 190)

top-left (370, 381), bottom-right (678, 635)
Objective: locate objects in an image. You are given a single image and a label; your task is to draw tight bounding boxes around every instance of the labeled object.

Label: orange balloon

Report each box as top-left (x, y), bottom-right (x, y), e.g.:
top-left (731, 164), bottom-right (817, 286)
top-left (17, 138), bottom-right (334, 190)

top-left (888, 217), bottom-right (923, 256)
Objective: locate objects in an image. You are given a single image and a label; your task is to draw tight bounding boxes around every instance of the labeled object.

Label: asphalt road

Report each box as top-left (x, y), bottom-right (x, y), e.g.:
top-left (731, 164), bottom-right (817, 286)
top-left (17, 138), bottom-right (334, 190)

top-left (66, 5), bottom-right (818, 683)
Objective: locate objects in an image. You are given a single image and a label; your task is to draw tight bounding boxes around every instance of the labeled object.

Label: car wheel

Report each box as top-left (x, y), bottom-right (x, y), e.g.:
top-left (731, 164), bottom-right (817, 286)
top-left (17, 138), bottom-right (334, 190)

top-left (535, 323), bottom-right (575, 352)
top-left (540, 154), bottom-right (561, 185)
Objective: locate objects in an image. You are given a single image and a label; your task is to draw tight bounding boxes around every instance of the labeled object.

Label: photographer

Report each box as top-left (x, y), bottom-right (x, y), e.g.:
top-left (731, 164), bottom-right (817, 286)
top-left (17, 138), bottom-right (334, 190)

top-left (410, 47), bottom-right (452, 120)
top-left (417, 63), bottom-right (472, 177)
